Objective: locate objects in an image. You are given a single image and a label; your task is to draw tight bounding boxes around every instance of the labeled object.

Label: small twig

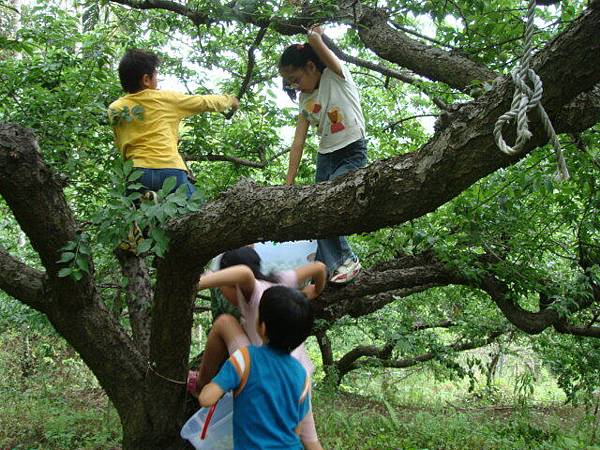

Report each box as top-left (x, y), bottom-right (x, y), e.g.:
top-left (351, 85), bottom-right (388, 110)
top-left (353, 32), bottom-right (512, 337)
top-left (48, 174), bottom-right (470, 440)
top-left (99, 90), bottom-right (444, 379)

top-left (98, 283), bottom-right (122, 289)
top-left (223, 25), bottom-right (269, 119)
top-left (391, 22), bottom-right (456, 50)
top-left (382, 114), bottom-right (438, 132)
top-left (184, 147), bottom-right (290, 168)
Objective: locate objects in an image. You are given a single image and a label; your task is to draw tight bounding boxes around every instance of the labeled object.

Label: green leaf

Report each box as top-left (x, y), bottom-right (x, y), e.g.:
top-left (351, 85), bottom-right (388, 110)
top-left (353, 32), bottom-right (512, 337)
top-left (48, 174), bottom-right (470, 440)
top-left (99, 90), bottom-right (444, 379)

top-left (137, 239), bottom-right (153, 254)
top-left (60, 241), bottom-right (77, 251)
top-left (58, 267), bottom-right (72, 278)
top-left (129, 169), bottom-right (143, 182)
top-left (160, 176), bottom-right (177, 195)
top-left (75, 255), bottom-right (90, 273)
top-left (57, 251), bottom-right (75, 263)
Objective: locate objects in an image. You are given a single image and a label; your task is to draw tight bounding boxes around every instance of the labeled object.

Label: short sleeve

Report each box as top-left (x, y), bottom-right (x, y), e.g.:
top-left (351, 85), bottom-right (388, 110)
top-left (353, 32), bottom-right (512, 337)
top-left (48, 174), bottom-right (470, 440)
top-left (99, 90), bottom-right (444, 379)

top-left (276, 270), bottom-right (298, 288)
top-left (212, 357), bottom-right (241, 393)
top-left (298, 376), bottom-right (311, 421)
top-left (340, 64), bottom-right (352, 82)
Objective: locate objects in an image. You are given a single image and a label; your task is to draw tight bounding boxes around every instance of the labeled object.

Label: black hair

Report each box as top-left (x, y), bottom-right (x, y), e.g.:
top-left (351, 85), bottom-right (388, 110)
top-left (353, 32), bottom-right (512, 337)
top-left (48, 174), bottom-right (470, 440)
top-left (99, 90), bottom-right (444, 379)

top-left (279, 43), bottom-right (326, 101)
top-left (259, 286), bottom-right (314, 353)
top-left (219, 247), bottom-right (278, 283)
top-left (118, 48), bottom-right (160, 93)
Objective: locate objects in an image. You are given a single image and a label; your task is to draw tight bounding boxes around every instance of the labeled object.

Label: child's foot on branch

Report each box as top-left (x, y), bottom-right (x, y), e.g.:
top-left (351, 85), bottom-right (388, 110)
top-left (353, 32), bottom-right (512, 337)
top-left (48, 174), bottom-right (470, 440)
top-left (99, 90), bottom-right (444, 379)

top-left (329, 257), bottom-right (361, 284)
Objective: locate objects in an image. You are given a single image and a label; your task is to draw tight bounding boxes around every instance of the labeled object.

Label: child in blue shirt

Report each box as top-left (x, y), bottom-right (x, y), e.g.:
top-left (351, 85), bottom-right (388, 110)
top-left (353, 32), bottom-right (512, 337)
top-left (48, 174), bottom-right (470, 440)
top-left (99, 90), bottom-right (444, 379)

top-left (198, 286), bottom-right (313, 450)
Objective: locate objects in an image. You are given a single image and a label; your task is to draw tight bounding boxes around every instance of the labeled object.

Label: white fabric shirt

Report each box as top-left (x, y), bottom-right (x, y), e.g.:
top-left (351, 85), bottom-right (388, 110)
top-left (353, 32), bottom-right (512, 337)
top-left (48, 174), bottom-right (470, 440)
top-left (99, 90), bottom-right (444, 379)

top-left (299, 64), bottom-right (365, 154)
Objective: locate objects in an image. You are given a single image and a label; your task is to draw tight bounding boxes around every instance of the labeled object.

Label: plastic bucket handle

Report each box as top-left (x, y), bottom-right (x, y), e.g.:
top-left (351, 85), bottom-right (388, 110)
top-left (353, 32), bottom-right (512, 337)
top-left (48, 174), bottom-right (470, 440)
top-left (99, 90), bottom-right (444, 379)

top-left (200, 399), bottom-right (219, 440)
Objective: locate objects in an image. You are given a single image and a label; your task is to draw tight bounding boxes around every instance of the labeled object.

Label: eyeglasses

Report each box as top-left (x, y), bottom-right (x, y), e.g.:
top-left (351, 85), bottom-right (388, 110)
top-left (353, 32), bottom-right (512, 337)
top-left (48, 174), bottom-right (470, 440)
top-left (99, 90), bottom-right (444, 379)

top-left (285, 71), bottom-right (305, 90)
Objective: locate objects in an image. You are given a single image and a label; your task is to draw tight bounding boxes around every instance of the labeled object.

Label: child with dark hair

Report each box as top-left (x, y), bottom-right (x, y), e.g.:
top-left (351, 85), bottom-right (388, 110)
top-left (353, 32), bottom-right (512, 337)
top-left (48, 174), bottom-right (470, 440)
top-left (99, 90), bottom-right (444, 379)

top-left (279, 26), bottom-right (367, 284)
top-left (194, 246), bottom-right (326, 450)
top-left (108, 48), bottom-right (239, 198)
top-left (199, 286), bottom-right (314, 449)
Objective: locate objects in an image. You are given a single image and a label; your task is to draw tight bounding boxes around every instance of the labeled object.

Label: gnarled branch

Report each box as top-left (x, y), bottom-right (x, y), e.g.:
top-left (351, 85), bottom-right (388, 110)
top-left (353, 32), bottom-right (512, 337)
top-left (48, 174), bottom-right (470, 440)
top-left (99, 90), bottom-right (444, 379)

top-left (0, 246), bottom-right (45, 309)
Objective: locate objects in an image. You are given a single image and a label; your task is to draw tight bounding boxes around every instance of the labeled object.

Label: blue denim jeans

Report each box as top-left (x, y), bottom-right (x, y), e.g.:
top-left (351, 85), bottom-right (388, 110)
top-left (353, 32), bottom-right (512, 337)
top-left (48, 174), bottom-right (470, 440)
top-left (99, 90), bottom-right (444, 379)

top-left (315, 139), bottom-right (368, 273)
top-left (135, 168), bottom-right (197, 199)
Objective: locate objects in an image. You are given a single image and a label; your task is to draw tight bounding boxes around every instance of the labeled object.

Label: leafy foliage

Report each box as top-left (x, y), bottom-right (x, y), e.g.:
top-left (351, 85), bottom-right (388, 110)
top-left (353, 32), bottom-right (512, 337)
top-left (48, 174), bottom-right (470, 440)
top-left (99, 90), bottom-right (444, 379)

top-left (0, 0), bottom-right (599, 446)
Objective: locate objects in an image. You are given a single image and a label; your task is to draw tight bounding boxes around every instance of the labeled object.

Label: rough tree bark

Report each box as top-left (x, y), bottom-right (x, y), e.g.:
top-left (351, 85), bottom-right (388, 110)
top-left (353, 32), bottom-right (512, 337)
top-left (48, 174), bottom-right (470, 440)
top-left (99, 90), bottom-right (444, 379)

top-left (0, 2), bottom-right (599, 448)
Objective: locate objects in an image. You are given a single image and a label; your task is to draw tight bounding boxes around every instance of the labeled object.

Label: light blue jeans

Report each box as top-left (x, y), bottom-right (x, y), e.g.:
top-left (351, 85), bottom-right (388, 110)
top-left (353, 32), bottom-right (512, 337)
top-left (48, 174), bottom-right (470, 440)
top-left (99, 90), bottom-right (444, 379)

top-left (135, 168), bottom-right (196, 199)
top-left (315, 139), bottom-right (368, 274)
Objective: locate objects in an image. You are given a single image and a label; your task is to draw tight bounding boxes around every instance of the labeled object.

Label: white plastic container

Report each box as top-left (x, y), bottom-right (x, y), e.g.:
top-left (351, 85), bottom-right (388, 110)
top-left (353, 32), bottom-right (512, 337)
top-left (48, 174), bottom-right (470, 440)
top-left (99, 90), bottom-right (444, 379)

top-left (181, 393), bottom-right (234, 449)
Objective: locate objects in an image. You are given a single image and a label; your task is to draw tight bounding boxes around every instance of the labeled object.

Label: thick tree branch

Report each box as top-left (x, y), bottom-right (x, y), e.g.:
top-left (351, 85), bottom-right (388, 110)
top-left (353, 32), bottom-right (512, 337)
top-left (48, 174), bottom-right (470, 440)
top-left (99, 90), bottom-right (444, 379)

top-left (321, 34), bottom-right (418, 85)
top-left (115, 249), bottom-right (153, 357)
top-left (313, 253), bottom-right (460, 321)
top-left (0, 246), bottom-right (45, 309)
top-left (0, 125), bottom-right (94, 303)
top-left (109, 0), bottom-right (210, 25)
top-left (336, 342), bottom-right (394, 378)
top-left (339, 330), bottom-right (505, 378)
top-left (357, 7), bottom-right (498, 92)
top-left (554, 321), bottom-right (600, 338)
top-left (322, 35), bottom-right (449, 110)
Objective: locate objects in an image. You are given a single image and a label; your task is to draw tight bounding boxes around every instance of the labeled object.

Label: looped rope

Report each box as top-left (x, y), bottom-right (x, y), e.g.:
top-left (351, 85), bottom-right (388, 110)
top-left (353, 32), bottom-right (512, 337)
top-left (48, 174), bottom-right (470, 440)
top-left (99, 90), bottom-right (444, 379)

top-left (493, 0), bottom-right (569, 180)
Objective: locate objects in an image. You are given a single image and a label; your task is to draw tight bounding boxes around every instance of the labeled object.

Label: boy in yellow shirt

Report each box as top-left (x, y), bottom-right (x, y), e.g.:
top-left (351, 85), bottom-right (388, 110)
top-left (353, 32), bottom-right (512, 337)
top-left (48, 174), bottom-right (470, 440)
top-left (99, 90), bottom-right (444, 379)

top-left (108, 49), bottom-right (239, 198)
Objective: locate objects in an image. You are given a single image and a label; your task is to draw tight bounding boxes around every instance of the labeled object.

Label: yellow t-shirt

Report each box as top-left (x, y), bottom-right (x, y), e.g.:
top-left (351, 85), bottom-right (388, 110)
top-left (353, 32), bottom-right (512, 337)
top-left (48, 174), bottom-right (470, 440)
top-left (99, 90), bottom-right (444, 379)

top-left (108, 89), bottom-right (235, 170)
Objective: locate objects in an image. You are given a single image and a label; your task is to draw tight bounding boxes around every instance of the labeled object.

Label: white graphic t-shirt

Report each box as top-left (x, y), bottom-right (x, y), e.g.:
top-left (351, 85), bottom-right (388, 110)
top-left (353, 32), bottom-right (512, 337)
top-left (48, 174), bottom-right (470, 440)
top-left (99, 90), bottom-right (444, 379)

top-left (299, 64), bottom-right (365, 154)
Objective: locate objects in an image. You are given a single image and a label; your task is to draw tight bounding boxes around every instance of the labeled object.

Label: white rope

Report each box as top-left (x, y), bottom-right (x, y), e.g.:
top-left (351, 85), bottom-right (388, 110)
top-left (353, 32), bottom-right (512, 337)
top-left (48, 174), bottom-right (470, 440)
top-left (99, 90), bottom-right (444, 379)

top-left (493, 0), bottom-right (569, 180)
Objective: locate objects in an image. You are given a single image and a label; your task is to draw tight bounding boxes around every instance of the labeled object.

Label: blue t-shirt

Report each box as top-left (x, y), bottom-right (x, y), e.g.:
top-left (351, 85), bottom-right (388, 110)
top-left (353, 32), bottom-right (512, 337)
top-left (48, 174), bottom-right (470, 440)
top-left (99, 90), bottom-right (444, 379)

top-left (212, 345), bottom-right (310, 450)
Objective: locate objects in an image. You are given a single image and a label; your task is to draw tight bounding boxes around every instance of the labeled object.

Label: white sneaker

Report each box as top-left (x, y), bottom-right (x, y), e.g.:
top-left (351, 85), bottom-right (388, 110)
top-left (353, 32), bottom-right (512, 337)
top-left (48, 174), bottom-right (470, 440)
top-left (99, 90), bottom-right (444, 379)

top-left (329, 257), bottom-right (361, 284)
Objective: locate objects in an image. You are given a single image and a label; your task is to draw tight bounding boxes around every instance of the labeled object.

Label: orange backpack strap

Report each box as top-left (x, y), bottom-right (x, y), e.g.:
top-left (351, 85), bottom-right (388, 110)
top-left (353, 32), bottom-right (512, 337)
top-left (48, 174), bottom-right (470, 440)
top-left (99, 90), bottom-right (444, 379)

top-left (230, 347), bottom-right (251, 398)
top-left (299, 375), bottom-right (311, 403)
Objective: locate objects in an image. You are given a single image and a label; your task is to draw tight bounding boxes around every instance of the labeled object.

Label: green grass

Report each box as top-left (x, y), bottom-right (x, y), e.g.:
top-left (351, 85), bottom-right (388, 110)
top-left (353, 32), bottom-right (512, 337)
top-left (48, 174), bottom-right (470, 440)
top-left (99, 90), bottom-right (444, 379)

top-left (0, 330), bottom-right (121, 450)
top-left (1, 331), bottom-right (598, 450)
top-left (314, 390), bottom-right (599, 450)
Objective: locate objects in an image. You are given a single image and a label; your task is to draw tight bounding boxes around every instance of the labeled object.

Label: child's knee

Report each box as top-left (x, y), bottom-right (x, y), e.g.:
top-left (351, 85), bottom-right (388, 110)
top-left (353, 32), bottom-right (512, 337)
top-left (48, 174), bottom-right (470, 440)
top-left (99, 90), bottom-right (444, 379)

top-left (213, 313), bottom-right (238, 332)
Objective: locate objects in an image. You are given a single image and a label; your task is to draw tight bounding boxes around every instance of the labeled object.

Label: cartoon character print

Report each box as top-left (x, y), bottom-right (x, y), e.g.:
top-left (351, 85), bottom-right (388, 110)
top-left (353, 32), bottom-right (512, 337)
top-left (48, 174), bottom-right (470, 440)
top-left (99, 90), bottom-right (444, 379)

top-left (305, 99), bottom-right (322, 115)
top-left (302, 98), bottom-right (322, 127)
top-left (327, 107), bottom-right (346, 134)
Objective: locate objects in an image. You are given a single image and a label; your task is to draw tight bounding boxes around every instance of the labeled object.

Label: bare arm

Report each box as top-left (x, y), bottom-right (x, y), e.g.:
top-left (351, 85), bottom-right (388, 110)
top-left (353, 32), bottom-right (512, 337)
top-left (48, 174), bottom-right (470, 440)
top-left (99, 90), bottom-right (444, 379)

top-left (295, 261), bottom-right (327, 300)
top-left (286, 115), bottom-right (310, 185)
top-left (307, 26), bottom-right (343, 78)
top-left (197, 265), bottom-right (255, 296)
top-left (198, 382), bottom-right (224, 407)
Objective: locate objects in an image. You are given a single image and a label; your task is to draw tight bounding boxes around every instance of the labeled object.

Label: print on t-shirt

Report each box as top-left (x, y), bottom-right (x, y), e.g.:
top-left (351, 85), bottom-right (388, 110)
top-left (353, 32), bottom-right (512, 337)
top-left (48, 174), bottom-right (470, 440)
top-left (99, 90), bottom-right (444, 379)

top-left (327, 106), bottom-right (345, 133)
top-left (305, 99), bottom-right (321, 115)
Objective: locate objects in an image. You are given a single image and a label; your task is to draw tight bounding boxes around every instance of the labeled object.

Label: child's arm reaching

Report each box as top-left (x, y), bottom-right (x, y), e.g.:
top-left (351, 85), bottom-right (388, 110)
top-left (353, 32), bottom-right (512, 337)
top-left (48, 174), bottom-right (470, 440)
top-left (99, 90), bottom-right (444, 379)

top-left (295, 261), bottom-right (327, 300)
top-left (197, 265), bottom-right (256, 297)
top-left (198, 382), bottom-right (224, 408)
top-left (306, 25), bottom-right (344, 78)
top-left (175, 93), bottom-right (239, 117)
top-left (286, 115), bottom-right (310, 185)
top-left (199, 348), bottom-right (248, 406)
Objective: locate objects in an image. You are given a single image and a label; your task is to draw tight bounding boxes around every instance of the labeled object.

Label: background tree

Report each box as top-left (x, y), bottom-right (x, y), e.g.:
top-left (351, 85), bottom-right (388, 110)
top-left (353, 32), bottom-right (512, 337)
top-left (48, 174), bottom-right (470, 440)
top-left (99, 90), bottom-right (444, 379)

top-left (0, 0), bottom-right (599, 448)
